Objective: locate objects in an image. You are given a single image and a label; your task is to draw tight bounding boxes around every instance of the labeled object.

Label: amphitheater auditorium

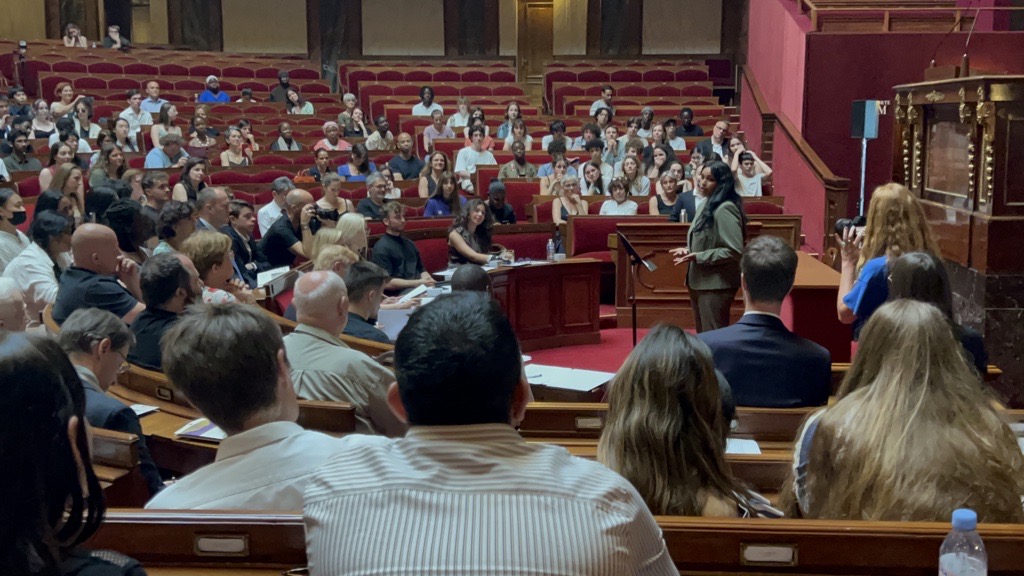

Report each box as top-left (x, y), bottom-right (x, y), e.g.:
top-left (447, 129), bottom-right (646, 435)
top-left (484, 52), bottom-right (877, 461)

top-left (1, 1), bottom-right (1023, 574)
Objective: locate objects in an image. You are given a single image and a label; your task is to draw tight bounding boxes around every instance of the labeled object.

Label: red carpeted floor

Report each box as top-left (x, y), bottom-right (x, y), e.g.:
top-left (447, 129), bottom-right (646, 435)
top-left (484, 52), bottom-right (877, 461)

top-left (527, 328), bottom-right (651, 373)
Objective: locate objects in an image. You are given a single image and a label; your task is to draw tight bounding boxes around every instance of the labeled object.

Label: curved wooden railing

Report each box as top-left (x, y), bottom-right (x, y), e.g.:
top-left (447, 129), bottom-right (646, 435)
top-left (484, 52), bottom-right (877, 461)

top-left (740, 65), bottom-right (850, 257)
top-left (794, 1), bottom-right (1024, 32)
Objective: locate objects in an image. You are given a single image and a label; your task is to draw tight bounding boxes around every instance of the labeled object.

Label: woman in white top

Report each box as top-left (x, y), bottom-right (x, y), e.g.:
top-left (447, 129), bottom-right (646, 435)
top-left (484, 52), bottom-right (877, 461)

top-left (620, 156), bottom-right (651, 196)
top-left (731, 147), bottom-right (773, 197)
top-left (502, 119), bottom-right (534, 151)
top-left (73, 100), bottom-right (101, 139)
top-left (3, 211), bottom-right (73, 327)
top-left (447, 97), bottom-right (471, 130)
top-left (600, 178), bottom-right (638, 215)
top-left (286, 88), bottom-right (315, 115)
top-left (0, 189), bottom-right (30, 273)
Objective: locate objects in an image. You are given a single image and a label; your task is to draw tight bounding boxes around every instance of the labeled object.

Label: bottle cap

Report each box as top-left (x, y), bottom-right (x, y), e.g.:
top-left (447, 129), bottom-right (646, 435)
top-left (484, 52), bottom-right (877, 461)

top-left (952, 508), bottom-right (978, 531)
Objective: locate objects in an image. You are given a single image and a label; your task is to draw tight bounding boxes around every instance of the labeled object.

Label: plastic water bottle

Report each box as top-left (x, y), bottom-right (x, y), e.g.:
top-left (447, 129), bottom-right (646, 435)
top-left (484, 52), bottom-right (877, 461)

top-left (546, 239), bottom-right (555, 261)
top-left (939, 509), bottom-right (987, 576)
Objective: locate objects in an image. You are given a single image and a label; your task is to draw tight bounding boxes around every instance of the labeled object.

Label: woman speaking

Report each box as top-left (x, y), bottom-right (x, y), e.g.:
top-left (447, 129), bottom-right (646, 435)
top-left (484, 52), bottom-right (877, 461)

top-left (671, 160), bottom-right (746, 332)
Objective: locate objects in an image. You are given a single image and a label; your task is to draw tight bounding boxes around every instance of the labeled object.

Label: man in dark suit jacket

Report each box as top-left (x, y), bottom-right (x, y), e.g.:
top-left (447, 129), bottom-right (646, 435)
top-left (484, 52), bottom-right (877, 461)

top-left (223, 199), bottom-right (272, 288)
top-left (692, 119), bottom-right (731, 163)
top-left (698, 235), bottom-right (831, 407)
top-left (58, 307), bottom-right (165, 496)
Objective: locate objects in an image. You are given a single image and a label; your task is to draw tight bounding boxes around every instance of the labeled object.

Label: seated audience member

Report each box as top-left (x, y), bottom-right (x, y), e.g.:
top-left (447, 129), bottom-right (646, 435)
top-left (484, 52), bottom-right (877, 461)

top-left (270, 121), bottom-right (302, 151)
top-left (636, 107), bottom-right (656, 138)
top-left (694, 119), bottom-right (730, 161)
top-left (337, 212), bottom-right (370, 258)
top-left (650, 173), bottom-right (689, 220)
top-left (0, 188), bottom-right (30, 273)
top-left (182, 231), bottom-right (254, 304)
top-left (496, 102), bottom-right (522, 140)
top-left (194, 186), bottom-right (231, 231)
top-left (119, 90), bottom-right (152, 138)
top-left (103, 199), bottom-right (155, 265)
top-left (269, 70), bottom-right (292, 103)
top-left (284, 271), bottom-right (405, 436)
top-left (551, 176), bottom-right (587, 227)
top-left (539, 156), bottom-right (570, 197)
top-left (83, 186), bottom-right (117, 225)
top-left (453, 125), bottom-right (497, 193)
top-left (678, 107), bottom-right (704, 137)
top-left (502, 118), bottom-right (533, 151)
top-left (0, 277), bottom-right (27, 331)
top-left (645, 144), bottom-right (675, 180)
top-left (620, 154), bottom-right (651, 197)
top-left (144, 134), bottom-right (189, 169)
top-left (448, 199), bottom-right (494, 265)
top-left (732, 150), bottom-right (772, 197)
top-left (260, 188), bottom-right (315, 268)
top-left (197, 75), bottom-right (230, 103)
top-left (284, 88), bottom-right (314, 115)
top-left (641, 123), bottom-right (668, 164)
top-left (887, 251), bottom-right (987, 374)
top-left (53, 224), bottom-right (145, 325)
top-left (103, 24), bottom-right (130, 48)
top-left (187, 115), bottom-right (218, 153)
top-left (498, 140), bottom-right (537, 180)
top-left (837, 183), bottom-right (939, 339)
top-left (258, 176), bottom-right (296, 236)
top-left (34, 188), bottom-right (75, 220)
top-left (418, 152), bottom-right (449, 198)
top-left (338, 92), bottom-right (358, 124)
top-left (140, 171), bottom-right (171, 224)
top-left (304, 292), bottom-right (676, 574)
top-left (316, 173), bottom-right (355, 223)
top-left (315, 244), bottom-right (359, 277)
top-left (422, 109), bottom-right (455, 155)
top-left (571, 122), bottom-right (601, 151)
top-left (365, 115), bottom-right (395, 151)
top-left (699, 236), bottom-right (830, 407)
top-left (342, 261), bottom-right (392, 344)
top-left (226, 199), bottom-right (271, 288)
top-left (59, 308), bottom-right (165, 497)
top-left (148, 303), bottom-right (348, 509)
top-left (462, 110), bottom-right (494, 150)
top-left (447, 97), bottom-right (471, 129)
top-left (128, 253), bottom-right (200, 371)
top-left (2, 211), bottom-right (73, 327)
top-left (600, 178), bottom-right (639, 215)
top-left (150, 102), bottom-right (183, 152)
top-left (153, 200), bottom-right (196, 255)
top-left (388, 132), bottom-right (425, 180)
top-left (590, 85), bottom-right (615, 116)
top-left (663, 118), bottom-right (687, 151)
top-left (237, 87), bottom-right (255, 103)
top-left (0, 331), bottom-right (147, 575)
top-left (537, 140), bottom-right (567, 179)
top-left (579, 139), bottom-right (613, 182)
top-left (73, 99), bottom-right (100, 140)
top-left (63, 22), bottom-right (89, 47)
top-left (313, 121), bottom-right (351, 152)
top-left (487, 180), bottom-right (516, 224)
top-left (3, 129), bottom-right (43, 173)
top-left (372, 202), bottom-right (435, 291)
top-left (412, 85), bottom-right (443, 116)
top-left (540, 119), bottom-right (569, 152)
top-left (338, 143), bottom-right (377, 182)
top-left (219, 128), bottom-right (251, 168)
top-left (306, 149), bottom-right (334, 183)
top-left (356, 172), bottom-right (389, 220)
top-left (451, 264), bottom-right (492, 293)
top-left (599, 323), bottom-right (778, 518)
top-left (790, 300), bottom-right (1024, 523)
top-left (140, 80), bottom-right (168, 114)
top-left (425, 172), bottom-right (467, 218)
top-left (580, 161), bottom-right (607, 196)
top-left (343, 107), bottom-right (369, 138)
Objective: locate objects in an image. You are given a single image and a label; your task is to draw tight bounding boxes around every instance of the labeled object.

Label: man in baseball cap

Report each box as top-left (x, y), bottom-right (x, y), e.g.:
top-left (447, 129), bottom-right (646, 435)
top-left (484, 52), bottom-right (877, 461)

top-left (198, 75), bottom-right (230, 103)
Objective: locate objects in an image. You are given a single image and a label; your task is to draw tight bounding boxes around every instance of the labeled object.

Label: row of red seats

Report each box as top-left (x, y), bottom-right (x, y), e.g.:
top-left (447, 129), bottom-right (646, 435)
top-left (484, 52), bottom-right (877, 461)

top-left (341, 67), bottom-right (517, 94)
top-left (543, 65), bottom-right (709, 108)
top-left (39, 73), bottom-right (330, 99)
top-left (81, 90), bottom-right (342, 104)
top-left (355, 81), bottom-right (526, 113)
top-left (551, 82), bottom-right (714, 115)
top-left (337, 58), bottom-right (513, 90)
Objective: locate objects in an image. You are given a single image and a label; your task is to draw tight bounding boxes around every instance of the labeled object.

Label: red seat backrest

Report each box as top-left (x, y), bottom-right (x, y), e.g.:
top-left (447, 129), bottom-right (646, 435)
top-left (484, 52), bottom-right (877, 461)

top-left (502, 181), bottom-right (542, 221)
top-left (745, 201), bottom-right (784, 215)
top-left (567, 215), bottom-right (664, 257)
top-left (410, 236), bottom-right (450, 274)
top-left (493, 231), bottom-right (552, 261)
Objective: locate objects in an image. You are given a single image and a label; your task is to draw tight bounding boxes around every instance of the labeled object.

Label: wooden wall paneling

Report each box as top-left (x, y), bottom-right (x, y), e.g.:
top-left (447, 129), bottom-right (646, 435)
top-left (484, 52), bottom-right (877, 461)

top-left (586, 0), bottom-right (601, 55)
top-left (47, 0), bottom-right (63, 39)
top-left (166, 0), bottom-right (222, 51)
top-left (443, 0), bottom-right (500, 56)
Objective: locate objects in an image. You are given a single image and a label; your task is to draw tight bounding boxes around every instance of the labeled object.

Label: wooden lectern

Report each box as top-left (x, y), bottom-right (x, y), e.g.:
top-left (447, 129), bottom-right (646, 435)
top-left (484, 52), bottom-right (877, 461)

top-left (893, 75), bottom-right (1024, 404)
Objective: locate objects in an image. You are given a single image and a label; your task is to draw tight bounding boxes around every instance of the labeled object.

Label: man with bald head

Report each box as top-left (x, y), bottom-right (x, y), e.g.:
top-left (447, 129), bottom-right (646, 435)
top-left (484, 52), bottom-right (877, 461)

top-left (283, 271), bottom-right (405, 437)
top-left (387, 132), bottom-right (424, 180)
top-left (0, 277), bottom-right (27, 331)
top-left (259, 188), bottom-right (316, 268)
top-left (53, 223), bottom-right (145, 325)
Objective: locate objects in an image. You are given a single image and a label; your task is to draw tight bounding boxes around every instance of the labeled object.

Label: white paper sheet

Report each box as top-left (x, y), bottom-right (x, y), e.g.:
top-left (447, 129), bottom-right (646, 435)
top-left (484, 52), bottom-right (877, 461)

top-left (725, 438), bottom-right (762, 455)
top-left (256, 266), bottom-right (290, 287)
top-left (131, 404), bottom-right (159, 417)
top-left (526, 364), bottom-right (614, 392)
top-left (399, 284), bottom-right (429, 303)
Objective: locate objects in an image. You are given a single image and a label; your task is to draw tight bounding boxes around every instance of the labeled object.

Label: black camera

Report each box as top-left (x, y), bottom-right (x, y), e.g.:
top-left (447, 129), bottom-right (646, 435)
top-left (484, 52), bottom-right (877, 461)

top-left (834, 215), bottom-right (866, 235)
top-left (315, 207), bottom-right (339, 221)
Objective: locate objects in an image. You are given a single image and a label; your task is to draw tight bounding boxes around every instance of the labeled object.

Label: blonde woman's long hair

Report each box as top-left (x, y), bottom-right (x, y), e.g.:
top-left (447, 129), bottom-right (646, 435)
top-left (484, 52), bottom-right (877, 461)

top-left (335, 212), bottom-right (367, 257)
top-left (597, 324), bottom-right (749, 516)
top-left (858, 183), bottom-right (940, 272)
top-left (311, 227), bottom-right (344, 263)
top-left (802, 300), bottom-right (1024, 523)
top-left (313, 244), bottom-right (358, 274)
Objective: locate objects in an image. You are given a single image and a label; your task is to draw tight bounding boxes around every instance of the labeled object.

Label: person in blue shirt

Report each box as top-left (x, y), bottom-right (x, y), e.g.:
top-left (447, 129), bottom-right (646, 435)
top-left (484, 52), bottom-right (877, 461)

top-left (424, 172), bottom-right (466, 217)
top-left (197, 75), bottom-right (230, 103)
top-left (836, 183), bottom-right (940, 340)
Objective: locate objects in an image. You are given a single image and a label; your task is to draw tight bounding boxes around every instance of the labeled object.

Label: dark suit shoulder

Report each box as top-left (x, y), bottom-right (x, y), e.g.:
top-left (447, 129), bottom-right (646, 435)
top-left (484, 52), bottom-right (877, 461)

top-left (83, 388), bottom-right (136, 432)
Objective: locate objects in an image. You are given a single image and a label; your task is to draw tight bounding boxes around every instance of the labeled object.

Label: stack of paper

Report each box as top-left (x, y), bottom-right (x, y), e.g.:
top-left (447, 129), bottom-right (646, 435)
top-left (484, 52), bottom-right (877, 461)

top-left (175, 418), bottom-right (226, 443)
top-left (525, 364), bottom-right (615, 392)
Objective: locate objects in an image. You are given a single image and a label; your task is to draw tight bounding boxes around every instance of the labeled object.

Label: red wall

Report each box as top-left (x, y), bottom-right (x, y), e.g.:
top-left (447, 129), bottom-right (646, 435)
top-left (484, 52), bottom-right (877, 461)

top-left (802, 32), bottom-right (1024, 215)
top-left (747, 0), bottom-right (810, 132)
top-left (770, 124), bottom-right (828, 254)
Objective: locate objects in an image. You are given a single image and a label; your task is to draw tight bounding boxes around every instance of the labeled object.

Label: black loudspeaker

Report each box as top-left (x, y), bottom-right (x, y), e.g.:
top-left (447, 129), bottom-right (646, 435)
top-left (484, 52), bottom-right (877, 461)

top-left (851, 100), bottom-right (879, 140)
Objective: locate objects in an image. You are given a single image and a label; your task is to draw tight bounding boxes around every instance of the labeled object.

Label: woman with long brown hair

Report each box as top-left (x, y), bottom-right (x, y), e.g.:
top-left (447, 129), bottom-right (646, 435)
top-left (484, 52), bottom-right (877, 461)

top-left (837, 182), bottom-right (939, 339)
top-left (789, 300), bottom-right (1024, 523)
top-left (598, 324), bottom-right (779, 518)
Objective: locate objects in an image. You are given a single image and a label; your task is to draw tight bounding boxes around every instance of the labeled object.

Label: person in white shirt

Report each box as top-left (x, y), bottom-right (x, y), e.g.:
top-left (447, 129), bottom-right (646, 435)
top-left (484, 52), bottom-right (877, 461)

top-left (588, 85), bottom-right (615, 116)
top-left (304, 292), bottom-right (677, 575)
top-left (146, 303), bottom-right (346, 510)
top-left (283, 271), bottom-right (406, 436)
top-left (454, 125), bottom-right (496, 194)
top-left (257, 176), bottom-right (295, 237)
top-left (0, 277), bottom-right (26, 331)
top-left (599, 178), bottom-right (639, 215)
top-left (732, 149), bottom-right (773, 197)
top-left (411, 85), bottom-right (443, 117)
top-left (2, 211), bottom-right (72, 328)
top-left (663, 118), bottom-right (687, 151)
top-left (118, 89), bottom-right (153, 138)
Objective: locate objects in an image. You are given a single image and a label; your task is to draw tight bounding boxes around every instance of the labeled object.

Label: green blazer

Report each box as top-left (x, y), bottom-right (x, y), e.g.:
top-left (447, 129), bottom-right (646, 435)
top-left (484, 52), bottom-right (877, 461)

top-left (686, 200), bottom-right (743, 290)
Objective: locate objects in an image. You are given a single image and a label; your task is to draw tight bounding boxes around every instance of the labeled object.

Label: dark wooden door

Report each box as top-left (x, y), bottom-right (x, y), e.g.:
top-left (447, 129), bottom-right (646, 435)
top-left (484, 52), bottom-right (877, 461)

top-left (518, 1), bottom-right (553, 83)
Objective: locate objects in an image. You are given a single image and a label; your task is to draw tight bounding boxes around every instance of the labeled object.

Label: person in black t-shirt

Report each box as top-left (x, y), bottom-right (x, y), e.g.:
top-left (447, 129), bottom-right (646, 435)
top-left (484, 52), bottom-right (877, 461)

top-left (487, 180), bottom-right (516, 225)
top-left (259, 189), bottom-right (315, 268)
top-left (128, 252), bottom-right (201, 371)
top-left (371, 202), bottom-right (436, 292)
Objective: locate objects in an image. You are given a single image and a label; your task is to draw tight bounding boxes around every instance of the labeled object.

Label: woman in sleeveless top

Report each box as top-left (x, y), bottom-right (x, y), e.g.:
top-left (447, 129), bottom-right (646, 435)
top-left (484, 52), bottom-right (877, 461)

top-left (448, 199), bottom-right (494, 265)
top-left (551, 175), bottom-right (588, 226)
top-left (220, 127), bottom-right (252, 167)
top-left (651, 172), bottom-right (686, 218)
top-left (150, 103), bottom-right (183, 150)
top-left (316, 173), bottom-right (355, 223)
top-left (172, 157), bottom-right (209, 202)
top-left (418, 151), bottom-right (449, 198)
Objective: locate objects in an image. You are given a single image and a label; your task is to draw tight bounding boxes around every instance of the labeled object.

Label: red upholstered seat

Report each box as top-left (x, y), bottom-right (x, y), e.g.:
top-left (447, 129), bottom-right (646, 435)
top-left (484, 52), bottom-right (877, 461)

top-left (576, 250), bottom-right (612, 262)
top-left (745, 201), bottom-right (784, 215)
top-left (531, 200), bottom-right (554, 224)
top-left (254, 154), bottom-right (289, 166)
top-left (274, 288), bottom-right (294, 316)
top-left (462, 70), bottom-right (488, 82)
top-left (495, 231), bottom-right (552, 261)
top-left (405, 70), bottom-right (432, 82)
top-left (676, 69), bottom-right (709, 81)
top-left (681, 84), bottom-right (712, 96)
top-left (127, 156), bottom-right (145, 169)
top-left (189, 65), bottom-right (220, 77)
top-left (642, 70), bottom-right (673, 82)
top-left (567, 215), bottom-right (664, 257)
top-left (433, 70), bottom-right (459, 82)
top-left (89, 62), bottom-right (122, 74)
top-left (393, 85), bottom-right (421, 97)
top-left (462, 85), bottom-right (491, 96)
top-left (618, 85), bottom-right (645, 97)
top-left (410, 237), bottom-right (450, 274)
top-left (403, 218), bottom-right (453, 232)
top-left (502, 182), bottom-right (542, 221)
top-left (254, 67), bottom-right (280, 79)
top-left (124, 63), bottom-right (159, 76)
top-left (221, 66), bottom-right (254, 78)
top-left (158, 63), bottom-right (188, 76)
top-left (210, 171), bottom-right (252, 185)
top-left (53, 61), bottom-right (87, 73)
top-left (432, 85), bottom-right (458, 97)
top-left (489, 70), bottom-right (515, 82)
top-left (288, 68), bottom-right (319, 80)
top-left (77, 77), bottom-right (108, 90)
top-left (17, 177), bottom-right (41, 199)
top-left (610, 69), bottom-right (642, 83)
top-left (303, 83), bottom-right (330, 94)
top-left (577, 70), bottom-right (608, 83)
top-left (174, 79), bottom-right (204, 91)
top-left (252, 170), bottom-right (293, 184)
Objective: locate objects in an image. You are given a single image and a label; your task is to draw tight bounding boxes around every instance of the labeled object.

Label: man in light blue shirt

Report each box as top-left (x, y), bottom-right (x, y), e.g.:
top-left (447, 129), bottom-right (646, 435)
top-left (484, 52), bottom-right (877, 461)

top-left (140, 80), bottom-right (169, 114)
top-left (144, 135), bottom-right (189, 169)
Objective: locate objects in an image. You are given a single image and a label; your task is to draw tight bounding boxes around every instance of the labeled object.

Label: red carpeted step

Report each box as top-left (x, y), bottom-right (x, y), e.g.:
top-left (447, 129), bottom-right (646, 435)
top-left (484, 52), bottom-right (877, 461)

top-left (527, 328), bottom-right (650, 373)
top-left (599, 304), bottom-right (618, 330)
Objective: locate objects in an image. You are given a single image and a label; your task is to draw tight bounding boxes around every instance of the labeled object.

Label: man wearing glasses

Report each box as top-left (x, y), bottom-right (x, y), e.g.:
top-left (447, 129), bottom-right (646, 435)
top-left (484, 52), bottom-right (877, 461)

top-left (58, 307), bottom-right (165, 496)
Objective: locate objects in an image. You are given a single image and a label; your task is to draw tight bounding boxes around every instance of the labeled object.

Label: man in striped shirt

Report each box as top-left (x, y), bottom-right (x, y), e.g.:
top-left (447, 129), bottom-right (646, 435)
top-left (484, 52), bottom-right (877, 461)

top-left (304, 292), bottom-right (677, 575)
